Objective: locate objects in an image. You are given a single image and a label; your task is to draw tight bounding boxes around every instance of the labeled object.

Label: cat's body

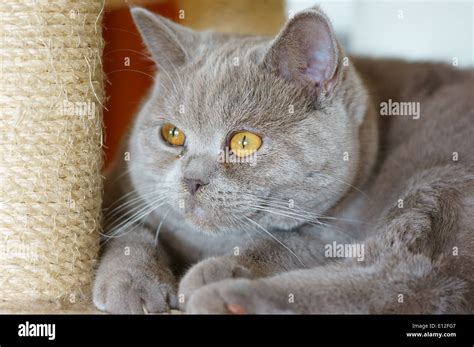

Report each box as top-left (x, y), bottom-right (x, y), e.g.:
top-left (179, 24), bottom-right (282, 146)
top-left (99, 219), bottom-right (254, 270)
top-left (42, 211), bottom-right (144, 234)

top-left (93, 6), bottom-right (474, 314)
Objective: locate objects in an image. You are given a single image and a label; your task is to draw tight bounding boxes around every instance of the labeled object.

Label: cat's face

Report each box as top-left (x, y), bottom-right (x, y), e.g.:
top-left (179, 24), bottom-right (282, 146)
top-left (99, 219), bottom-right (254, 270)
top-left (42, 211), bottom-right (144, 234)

top-left (128, 7), bottom-right (368, 233)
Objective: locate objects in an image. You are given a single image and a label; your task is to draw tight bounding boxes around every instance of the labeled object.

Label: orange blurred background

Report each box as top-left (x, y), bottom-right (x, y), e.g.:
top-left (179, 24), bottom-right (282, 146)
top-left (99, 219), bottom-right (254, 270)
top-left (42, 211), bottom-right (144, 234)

top-left (102, 1), bottom-right (178, 168)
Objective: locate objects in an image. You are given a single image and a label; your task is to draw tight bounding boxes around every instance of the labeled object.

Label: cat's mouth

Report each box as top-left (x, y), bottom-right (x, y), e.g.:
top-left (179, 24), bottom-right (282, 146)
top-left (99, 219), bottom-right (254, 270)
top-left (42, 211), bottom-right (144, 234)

top-left (178, 194), bottom-right (263, 232)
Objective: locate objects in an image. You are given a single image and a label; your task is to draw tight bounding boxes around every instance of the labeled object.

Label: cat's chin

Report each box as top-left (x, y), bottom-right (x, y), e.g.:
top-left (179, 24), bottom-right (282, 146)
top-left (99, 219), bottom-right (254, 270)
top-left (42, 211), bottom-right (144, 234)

top-left (184, 216), bottom-right (230, 235)
top-left (181, 208), bottom-right (248, 235)
top-left (180, 204), bottom-right (225, 234)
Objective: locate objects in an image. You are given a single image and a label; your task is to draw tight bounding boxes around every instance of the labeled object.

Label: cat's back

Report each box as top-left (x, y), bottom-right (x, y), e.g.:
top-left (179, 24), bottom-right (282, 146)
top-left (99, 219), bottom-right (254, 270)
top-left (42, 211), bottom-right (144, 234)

top-left (353, 57), bottom-right (474, 168)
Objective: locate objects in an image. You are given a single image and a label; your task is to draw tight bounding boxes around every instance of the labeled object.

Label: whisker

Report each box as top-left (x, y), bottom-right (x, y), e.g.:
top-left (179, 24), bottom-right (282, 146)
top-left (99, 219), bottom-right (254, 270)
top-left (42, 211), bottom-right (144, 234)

top-left (230, 214), bottom-right (255, 243)
top-left (246, 204), bottom-right (354, 241)
top-left (103, 196), bottom-right (167, 241)
top-left (238, 192), bottom-right (373, 226)
top-left (104, 190), bottom-right (162, 222)
top-left (105, 194), bottom-right (159, 230)
top-left (244, 216), bottom-right (306, 267)
top-left (154, 208), bottom-right (171, 246)
top-left (256, 198), bottom-right (372, 224)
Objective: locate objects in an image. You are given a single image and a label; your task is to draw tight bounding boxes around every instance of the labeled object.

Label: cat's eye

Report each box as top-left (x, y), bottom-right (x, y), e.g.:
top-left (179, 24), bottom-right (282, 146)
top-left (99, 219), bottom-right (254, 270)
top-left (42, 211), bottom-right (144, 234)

top-left (160, 123), bottom-right (185, 146)
top-left (229, 131), bottom-right (262, 158)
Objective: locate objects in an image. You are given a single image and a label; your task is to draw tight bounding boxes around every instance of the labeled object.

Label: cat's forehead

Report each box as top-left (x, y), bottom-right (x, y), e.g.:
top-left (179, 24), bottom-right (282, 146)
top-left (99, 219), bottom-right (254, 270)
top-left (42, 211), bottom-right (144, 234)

top-left (161, 53), bottom-right (313, 134)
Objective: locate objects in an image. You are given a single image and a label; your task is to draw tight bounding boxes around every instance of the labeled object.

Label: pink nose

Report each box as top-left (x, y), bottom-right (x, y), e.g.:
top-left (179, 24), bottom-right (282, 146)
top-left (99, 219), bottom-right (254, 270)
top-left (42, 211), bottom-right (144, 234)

top-left (184, 178), bottom-right (208, 195)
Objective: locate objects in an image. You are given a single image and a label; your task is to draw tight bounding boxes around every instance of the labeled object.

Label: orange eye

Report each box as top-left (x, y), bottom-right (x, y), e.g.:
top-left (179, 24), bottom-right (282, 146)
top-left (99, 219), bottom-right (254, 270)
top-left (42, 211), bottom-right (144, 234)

top-left (160, 123), bottom-right (185, 146)
top-left (229, 131), bottom-right (262, 158)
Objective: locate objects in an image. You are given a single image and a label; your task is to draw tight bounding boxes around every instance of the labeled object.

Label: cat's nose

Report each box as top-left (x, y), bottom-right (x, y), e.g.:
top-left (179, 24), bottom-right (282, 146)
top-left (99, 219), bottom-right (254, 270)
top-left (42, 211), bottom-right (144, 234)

top-left (184, 177), bottom-right (209, 195)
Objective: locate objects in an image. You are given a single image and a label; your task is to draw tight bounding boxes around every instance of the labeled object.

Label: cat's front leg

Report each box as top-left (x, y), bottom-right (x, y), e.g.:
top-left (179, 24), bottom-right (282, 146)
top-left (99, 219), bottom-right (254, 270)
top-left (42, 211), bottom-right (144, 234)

top-left (93, 224), bottom-right (178, 314)
top-left (185, 247), bottom-right (469, 314)
top-left (185, 249), bottom-right (466, 314)
top-left (178, 239), bottom-right (308, 311)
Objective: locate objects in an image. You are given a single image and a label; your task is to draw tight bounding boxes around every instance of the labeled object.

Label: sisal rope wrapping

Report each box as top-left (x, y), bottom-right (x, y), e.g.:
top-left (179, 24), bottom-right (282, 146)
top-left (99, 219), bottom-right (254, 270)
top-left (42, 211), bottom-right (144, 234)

top-left (0, 0), bottom-right (104, 305)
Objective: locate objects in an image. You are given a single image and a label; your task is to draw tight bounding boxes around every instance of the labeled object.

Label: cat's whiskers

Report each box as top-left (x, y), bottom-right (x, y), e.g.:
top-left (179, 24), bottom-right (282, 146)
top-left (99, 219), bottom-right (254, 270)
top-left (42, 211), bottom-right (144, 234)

top-left (103, 183), bottom-right (176, 222)
top-left (103, 196), bottom-right (167, 242)
top-left (104, 203), bottom-right (166, 243)
top-left (228, 213), bottom-right (256, 242)
top-left (251, 197), bottom-right (374, 226)
top-left (245, 203), bottom-right (352, 241)
top-left (248, 203), bottom-right (320, 224)
top-left (102, 199), bottom-right (153, 239)
top-left (237, 193), bottom-right (326, 217)
top-left (231, 192), bottom-right (355, 239)
top-left (243, 215), bottom-right (305, 267)
top-left (236, 217), bottom-right (293, 272)
top-left (103, 181), bottom-right (189, 241)
top-left (238, 192), bottom-right (374, 226)
top-left (103, 189), bottom-right (141, 212)
top-left (209, 190), bottom-right (354, 240)
top-left (252, 199), bottom-right (321, 219)
top-left (154, 207), bottom-right (171, 246)
top-left (104, 189), bottom-right (161, 223)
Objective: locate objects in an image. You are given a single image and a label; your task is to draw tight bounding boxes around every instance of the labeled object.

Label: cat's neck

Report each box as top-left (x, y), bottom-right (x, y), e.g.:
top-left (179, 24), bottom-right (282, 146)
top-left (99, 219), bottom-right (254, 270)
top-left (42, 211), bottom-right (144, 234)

top-left (327, 80), bottom-right (379, 223)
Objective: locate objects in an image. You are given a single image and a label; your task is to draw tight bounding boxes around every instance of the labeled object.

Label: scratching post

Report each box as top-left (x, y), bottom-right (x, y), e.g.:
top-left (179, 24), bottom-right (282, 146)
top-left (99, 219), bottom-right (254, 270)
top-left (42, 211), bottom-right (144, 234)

top-left (0, 0), bottom-right (104, 312)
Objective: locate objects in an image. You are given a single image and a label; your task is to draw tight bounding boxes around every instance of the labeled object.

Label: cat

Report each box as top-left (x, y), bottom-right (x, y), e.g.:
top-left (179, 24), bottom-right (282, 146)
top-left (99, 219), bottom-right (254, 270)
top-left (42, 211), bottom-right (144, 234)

top-left (93, 5), bottom-right (474, 314)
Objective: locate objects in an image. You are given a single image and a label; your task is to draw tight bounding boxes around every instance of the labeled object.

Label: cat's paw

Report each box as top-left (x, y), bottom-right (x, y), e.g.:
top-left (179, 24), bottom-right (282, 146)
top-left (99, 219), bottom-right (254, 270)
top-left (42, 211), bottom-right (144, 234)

top-left (93, 265), bottom-right (177, 314)
top-left (178, 257), bottom-right (252, 310)
top-left (185, 278), bottom-right (294, 314)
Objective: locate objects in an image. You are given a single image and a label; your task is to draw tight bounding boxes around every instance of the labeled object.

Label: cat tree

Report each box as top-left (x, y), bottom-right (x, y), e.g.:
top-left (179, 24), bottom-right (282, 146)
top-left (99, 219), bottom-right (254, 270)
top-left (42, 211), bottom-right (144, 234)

top-left (0, 0), bottom-right (104, 312)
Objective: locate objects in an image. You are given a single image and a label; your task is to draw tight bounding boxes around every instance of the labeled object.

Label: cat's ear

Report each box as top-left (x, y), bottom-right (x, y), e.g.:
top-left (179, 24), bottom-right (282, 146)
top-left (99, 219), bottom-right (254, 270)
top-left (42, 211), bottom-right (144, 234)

top-left (262, 7), bottom-right (340, 95)
top-left (131, 7), bottom-right (197, 71)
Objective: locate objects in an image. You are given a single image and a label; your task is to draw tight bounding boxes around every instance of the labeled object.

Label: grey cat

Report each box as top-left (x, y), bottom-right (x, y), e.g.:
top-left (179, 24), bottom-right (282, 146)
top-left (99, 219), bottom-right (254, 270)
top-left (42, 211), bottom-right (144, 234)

top-left (93, 6), bottom-right (474, 314)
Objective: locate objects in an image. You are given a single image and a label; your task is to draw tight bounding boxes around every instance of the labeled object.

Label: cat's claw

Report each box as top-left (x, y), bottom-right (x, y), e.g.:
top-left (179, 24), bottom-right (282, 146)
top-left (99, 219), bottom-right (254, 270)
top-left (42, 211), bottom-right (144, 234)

top-left (93, 267), bottom-right (177, 314)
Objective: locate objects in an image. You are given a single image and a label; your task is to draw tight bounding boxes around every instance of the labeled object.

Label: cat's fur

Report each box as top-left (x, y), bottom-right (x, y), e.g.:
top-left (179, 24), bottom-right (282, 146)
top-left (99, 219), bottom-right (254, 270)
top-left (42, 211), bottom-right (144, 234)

top-left (93, 6), bottom-right (474, 313)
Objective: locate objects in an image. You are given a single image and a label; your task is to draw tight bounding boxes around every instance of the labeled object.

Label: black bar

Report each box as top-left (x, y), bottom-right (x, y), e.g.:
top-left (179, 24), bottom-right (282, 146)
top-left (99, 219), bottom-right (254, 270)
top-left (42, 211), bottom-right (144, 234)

top-left (0, 315), bottom-right (472, 346)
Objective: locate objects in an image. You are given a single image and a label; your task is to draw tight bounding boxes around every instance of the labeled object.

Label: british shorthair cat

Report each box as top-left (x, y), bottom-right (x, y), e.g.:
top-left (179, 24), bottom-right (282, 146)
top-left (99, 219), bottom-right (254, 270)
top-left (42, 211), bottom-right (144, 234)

top-left (93, 5), bottom-right (474, 314)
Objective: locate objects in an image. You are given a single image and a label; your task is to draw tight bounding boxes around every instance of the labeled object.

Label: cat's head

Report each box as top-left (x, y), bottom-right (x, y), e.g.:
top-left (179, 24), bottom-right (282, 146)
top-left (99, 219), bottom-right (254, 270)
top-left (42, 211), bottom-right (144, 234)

top-left (128, 6), bottom-right (372, 233)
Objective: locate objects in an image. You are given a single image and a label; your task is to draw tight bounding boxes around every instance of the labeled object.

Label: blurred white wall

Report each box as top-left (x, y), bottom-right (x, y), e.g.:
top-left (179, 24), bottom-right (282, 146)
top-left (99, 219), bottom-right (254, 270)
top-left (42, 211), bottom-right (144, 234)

top-left (286, 0), bottom-right (474, 67)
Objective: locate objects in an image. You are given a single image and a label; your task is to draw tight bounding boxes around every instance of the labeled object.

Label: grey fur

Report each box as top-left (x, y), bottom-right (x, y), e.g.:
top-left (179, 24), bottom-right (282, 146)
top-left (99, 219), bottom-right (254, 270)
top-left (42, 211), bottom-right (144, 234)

top-left (93, 6), bottom-right (474, 314)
